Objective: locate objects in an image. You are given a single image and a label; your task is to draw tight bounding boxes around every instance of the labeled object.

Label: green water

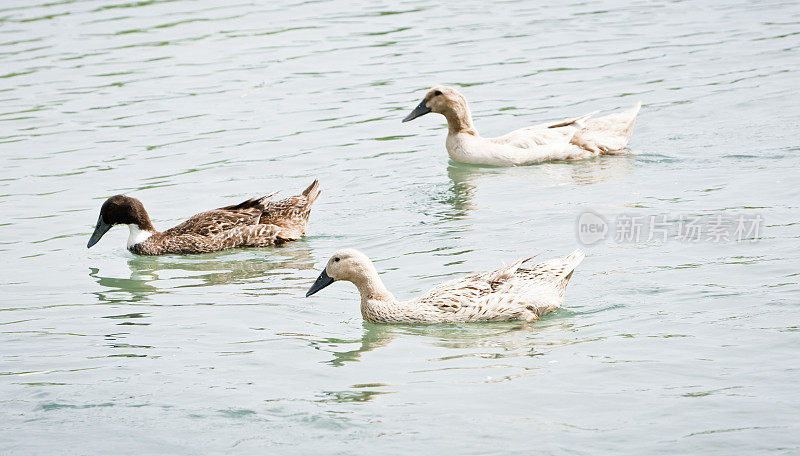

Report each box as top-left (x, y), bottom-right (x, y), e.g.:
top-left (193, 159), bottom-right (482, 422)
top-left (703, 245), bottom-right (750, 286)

top-left (1, 0), bottom-right (799, 454)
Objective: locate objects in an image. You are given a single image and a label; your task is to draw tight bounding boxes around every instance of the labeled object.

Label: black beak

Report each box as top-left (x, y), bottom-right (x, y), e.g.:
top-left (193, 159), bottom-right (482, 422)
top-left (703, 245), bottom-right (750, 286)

top-left (306, 269), bottom-right (335, 297)
top-left (402, 98), bottom-right (431, 122)
top-left (87, 215), bottom-right (112, 248)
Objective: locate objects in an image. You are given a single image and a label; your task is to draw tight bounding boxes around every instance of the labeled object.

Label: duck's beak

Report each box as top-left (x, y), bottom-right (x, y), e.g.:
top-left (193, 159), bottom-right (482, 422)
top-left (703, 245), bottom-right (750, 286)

top-left (87, 215), bottom-right (112, 248)
top-left (402, 99), bottom-right (431, 122)
top-left (306, 269), bottom-right (335, 297)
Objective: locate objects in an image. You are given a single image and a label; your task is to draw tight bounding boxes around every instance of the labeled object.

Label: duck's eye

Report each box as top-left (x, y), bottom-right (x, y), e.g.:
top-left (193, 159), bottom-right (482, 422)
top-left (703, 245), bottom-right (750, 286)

top-left (334, 257), bottom-right (340, 262)
top-left (433, 90), bottom-right (442, 96)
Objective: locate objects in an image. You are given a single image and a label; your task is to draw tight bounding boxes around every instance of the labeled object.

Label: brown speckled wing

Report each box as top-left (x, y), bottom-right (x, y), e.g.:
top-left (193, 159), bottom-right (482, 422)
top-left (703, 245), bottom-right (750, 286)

top-left (216, 224), bottom-right (280, 249)
top-left (416, 270), bottom-right (503, 313)
top-left (162, 209), bottom-right (261, 237)
top-left (134, 224), bottom-right (280, 255)
top-left (414, 254), bottom-right (583, 321)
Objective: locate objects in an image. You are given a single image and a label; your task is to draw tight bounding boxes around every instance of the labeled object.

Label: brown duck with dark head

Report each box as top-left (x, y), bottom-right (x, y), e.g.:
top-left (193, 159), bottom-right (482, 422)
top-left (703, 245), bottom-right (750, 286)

top-left (87, 180), bottom-right (321, 255)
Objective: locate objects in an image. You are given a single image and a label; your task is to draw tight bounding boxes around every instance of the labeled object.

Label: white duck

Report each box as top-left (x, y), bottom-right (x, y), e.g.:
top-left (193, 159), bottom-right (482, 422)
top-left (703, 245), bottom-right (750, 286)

top-left (306, 248), bottom-right (585, 323)
top-left (402, 85), bottom-right (641, 166)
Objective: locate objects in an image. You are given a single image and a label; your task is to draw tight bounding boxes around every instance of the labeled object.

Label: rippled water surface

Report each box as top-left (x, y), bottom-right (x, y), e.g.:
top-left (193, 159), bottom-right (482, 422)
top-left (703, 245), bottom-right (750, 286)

top-left (2, 0), bottom-right (799, 454)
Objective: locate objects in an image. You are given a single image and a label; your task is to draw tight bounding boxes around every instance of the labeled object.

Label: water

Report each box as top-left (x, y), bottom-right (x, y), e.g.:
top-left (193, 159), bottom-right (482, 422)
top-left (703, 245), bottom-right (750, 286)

top-left (1, 0), bottom-right (799, 454)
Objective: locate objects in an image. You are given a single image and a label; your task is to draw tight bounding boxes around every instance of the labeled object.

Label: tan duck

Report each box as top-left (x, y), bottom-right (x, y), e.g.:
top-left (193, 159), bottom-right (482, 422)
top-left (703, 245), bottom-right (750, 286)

top-left (403, 85), bottom-right (641, 166)
top-left (306, 248), bottom-right (585, 323)
top-left (87, 180), bottom-right (321, 255)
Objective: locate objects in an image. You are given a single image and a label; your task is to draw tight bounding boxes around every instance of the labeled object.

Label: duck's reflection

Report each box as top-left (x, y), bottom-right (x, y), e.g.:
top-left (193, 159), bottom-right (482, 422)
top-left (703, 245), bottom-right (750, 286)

top-left (440, 164), bottom-right (483, 217)
top-left (89, 266), bottom-right (158, 304)
top-left (443, 154), bottom-right (635, 213)
top-left (89, 244), bottom-right (315, 303)
top-left (316, 323), bottom-right (398, 367)
top-left (315, 387), bottom-right (393, 404)
top-left (319, 317), bottom-right (577, 367)
top-left (564, 153), bottom-right (635, 186)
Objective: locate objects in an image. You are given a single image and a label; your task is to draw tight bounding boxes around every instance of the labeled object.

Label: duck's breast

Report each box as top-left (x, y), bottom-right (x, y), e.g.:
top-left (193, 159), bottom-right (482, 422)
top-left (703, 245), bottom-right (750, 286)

top-left (446, 133), bottom-right (523, 166)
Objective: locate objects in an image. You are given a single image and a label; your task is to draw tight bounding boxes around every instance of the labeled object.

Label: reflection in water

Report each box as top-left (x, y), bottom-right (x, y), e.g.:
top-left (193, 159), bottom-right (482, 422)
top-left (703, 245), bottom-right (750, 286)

top-left (88, 244), bottom-right (315, 304)
top-left (127, 245), bottom-right (315, 288)
top-left (312, 323), bottom-right (398, 367)
top-left (442, 164), bottom-right (483, 217)
top-left (103, 312), bottom-right (150, 326)
top-left (397, 322), bottom-right (575, 358)
top-left (566, 154), bottom-right (636, 186)
top-left (319, 318), bottom-right (577, 367)
top-left (316, 387), bottom-right (394, 404)
top-left (443, 155), bottom-right (636, 214)
top-left (88, 267), bottom-right (158, 304)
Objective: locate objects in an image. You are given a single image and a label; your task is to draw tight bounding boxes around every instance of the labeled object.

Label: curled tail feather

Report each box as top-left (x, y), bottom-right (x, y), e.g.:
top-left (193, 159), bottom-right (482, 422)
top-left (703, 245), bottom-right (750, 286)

top-left (521, 249), bottom-right (585, 297)
top-left (260, 179), bottom-right (322, 240)
top-left (560, 249), bottom-right (586, 281)
top-left (301, 179), bottom-right (322, 209)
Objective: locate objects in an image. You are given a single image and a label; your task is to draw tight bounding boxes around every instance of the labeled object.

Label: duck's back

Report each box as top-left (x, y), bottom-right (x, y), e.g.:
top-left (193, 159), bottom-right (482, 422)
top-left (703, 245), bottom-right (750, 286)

top-left (490, 123), bottom-right (575, 148)
top-left (407, 250), bottom-right (585, 322)
top-left (164, 200), bottom-right (266, 238)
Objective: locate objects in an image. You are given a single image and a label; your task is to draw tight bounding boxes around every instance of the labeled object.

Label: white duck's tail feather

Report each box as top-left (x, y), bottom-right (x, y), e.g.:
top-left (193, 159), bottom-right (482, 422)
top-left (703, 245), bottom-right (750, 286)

top-left (582, 101), bottom-right (641, 151)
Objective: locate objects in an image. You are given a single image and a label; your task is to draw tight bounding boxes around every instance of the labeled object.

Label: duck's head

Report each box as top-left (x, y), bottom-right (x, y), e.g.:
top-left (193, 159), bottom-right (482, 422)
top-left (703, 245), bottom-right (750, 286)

top-left (87, 195), bottom-right (153, 248)
top-left (306, 248), bottom-right (375, 297)
top-left (402, 85), bottom-right (468, 122)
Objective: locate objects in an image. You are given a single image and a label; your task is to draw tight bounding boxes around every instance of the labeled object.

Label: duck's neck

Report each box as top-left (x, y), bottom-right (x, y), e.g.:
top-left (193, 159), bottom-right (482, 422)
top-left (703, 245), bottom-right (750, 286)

top-left (351, 265), bottom-right (395, 304)
top-left (443, 102), bottom-right (478, 136)
top-left (127, 224), bottom-right (156, 248)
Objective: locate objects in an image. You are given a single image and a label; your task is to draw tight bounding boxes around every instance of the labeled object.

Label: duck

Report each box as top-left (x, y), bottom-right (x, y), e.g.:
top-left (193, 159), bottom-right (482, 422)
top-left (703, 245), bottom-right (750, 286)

top-left (87, 180), bottom-right (321, 255)
top-left (306, 248), bottom-right (585, 323)
top-left (402, 85), bottom-right (641, 166)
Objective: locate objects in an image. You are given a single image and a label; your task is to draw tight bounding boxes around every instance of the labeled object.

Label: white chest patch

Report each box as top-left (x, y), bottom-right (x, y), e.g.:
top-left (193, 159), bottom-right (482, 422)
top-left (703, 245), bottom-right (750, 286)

top-left (127, 224), bottom-right (154, 248)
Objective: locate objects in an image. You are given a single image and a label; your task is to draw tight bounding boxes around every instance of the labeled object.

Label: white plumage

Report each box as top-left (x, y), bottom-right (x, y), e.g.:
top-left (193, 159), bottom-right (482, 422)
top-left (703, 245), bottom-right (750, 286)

top-left (403, 85), bottom-right (641, 166)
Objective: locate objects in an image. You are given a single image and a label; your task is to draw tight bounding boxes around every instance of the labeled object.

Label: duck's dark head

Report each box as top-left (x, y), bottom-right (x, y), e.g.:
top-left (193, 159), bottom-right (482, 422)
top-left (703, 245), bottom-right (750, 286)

top-left (87, 195), bottom-right (154, 249)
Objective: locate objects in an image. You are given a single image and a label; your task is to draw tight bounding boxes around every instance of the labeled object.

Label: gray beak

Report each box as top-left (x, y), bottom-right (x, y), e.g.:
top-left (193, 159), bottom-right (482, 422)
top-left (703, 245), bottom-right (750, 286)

top-left (306, 269), bottom-right (335, 297)
top-left (402, 99), bottom-right (431, 122)
top-left (87, 215), bottom-right (112, 248)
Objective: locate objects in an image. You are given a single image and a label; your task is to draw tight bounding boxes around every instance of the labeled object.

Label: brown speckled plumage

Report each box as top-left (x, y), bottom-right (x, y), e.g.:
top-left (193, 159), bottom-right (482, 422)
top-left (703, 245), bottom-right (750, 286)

top-left (307, 248), bottom-right (585, 324)
top-left (89, 180), bottom-right (321, 255)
